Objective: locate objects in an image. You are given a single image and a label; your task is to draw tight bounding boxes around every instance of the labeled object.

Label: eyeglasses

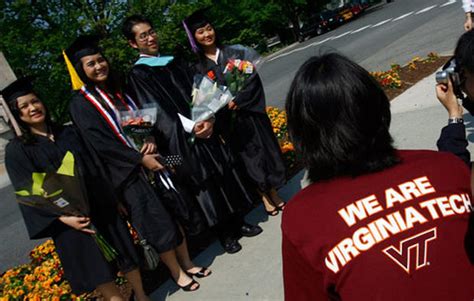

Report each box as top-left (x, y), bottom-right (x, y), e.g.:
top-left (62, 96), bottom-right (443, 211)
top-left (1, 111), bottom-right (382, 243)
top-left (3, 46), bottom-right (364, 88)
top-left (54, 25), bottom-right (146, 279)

top-left (137, 29), bottom-right (157, 42)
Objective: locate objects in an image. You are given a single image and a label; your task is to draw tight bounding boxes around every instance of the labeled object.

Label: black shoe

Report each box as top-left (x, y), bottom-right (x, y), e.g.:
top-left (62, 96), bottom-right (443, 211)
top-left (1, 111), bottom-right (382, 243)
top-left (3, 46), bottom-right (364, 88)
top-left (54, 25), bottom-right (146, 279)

top-left (221, 238), bottom-right (242, 254)
top-left (240, 223), bottom-right (263, 237)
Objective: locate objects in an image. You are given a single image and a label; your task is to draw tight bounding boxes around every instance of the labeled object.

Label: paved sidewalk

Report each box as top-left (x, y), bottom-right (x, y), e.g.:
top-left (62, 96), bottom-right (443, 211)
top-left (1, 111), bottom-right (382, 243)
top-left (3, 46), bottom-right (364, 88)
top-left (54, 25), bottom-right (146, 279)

top-left (150, 69), bottom-right (474, 301)
top-left (151, 171), bottom-right (304, 301)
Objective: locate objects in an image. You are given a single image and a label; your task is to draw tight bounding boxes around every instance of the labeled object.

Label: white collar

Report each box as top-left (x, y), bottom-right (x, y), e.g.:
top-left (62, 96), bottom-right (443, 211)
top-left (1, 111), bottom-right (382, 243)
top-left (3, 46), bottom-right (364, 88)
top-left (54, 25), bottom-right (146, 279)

top-left (140, 53), bottom-right (160, 58)
top-left (208, 48), bottom-right (220, 64)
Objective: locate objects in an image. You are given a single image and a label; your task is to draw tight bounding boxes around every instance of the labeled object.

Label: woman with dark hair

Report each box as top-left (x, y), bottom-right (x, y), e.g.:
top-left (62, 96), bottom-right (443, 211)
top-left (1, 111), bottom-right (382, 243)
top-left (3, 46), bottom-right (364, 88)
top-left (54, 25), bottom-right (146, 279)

top-left (282, 53), bottom-right (474, 300)
top-left (66, 35), bottom-right (210, 292)
top-left (182, 9), bottom-right (287, 216)
top-left (2, 77), bottom-right (147, 300)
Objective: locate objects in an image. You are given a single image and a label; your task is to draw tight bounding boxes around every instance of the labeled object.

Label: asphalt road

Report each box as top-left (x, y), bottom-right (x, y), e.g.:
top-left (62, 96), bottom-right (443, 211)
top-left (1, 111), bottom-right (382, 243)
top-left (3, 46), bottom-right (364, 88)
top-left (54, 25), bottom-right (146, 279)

top-left (0, 183), bottom-right (44, 273)
top-left (0, 0), bottom-right (467, 274)
top-left (261, 0), bottom-right (464, 108)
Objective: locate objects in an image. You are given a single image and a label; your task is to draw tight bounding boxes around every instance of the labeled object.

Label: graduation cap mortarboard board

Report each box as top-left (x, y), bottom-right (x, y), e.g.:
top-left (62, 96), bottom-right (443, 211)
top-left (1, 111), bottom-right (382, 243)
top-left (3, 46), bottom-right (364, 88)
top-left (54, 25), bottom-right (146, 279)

top-left (182, 7), bottom-right (211, 53)
top-left (0, 76), bottom-right (35, 104)
top-left (63, 35), bottom-right (101, 90)
top-left (64, 35), bottom-right (101, 66)
top-left (183, 7), bottom-right (211, 33)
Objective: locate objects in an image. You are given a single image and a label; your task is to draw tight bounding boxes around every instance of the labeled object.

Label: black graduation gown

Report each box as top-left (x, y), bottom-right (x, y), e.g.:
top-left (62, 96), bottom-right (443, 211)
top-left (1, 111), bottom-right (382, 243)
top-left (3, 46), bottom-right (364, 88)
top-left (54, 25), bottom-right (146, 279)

top-left (194, 45), bottom-right (286, 193)
top-left (127, 58), bottom-right (254, 227)
top-left (4, 126), bottom-right (139, 294)
top-left (69, 89), bottom-right (183, 252)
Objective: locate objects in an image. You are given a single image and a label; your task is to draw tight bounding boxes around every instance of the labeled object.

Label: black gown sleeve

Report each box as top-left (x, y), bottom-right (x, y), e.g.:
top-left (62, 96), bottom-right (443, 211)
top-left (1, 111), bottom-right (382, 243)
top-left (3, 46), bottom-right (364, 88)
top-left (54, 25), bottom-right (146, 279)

top-left (5, 140), bottom-right (60, 239)
top-left (437, 123), bottom-right (471, 167)
top-left (69, 93), bottom-right (143, 189)
top-left (232, 71), bottom-right (266, 113)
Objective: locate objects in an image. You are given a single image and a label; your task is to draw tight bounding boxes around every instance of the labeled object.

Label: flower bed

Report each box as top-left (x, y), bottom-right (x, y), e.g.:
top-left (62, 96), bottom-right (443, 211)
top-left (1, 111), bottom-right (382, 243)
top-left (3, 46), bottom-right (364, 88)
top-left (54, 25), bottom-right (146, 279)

top-left (0, 240), bottom-right (86, 300)
top-left (370, 52), bottom-right (449, 100)
top-left (0, 239), bottom-right (132, 300)
top-left (266, 106), bottom-right (297, 174)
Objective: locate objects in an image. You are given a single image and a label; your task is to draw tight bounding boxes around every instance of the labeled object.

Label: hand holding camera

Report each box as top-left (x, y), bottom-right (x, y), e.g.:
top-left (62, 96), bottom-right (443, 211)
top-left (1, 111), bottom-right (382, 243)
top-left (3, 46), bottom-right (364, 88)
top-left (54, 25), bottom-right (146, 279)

top-left (435, 58), bottom-right (466, 119)
top-left (436, 79), bottom-right (463, 118)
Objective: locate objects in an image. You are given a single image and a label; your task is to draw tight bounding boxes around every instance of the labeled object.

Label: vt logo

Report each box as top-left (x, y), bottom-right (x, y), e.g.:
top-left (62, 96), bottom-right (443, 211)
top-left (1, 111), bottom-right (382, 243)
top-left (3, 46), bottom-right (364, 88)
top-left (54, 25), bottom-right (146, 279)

top-left (383, 227), bottom-right (437, 274)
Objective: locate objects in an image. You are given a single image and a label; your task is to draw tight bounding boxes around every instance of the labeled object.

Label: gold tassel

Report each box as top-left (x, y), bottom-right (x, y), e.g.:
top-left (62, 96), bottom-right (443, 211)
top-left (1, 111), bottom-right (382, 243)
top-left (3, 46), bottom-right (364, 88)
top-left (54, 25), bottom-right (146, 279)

top-left (62, 50), bottom-right (84, 90)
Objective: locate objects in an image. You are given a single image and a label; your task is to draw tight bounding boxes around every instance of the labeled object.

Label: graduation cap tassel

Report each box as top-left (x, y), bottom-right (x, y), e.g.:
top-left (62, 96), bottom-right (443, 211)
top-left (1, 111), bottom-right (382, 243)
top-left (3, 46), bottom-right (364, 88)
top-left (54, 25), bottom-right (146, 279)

top-left (62, 50), bottom-right (85, 90)
top-left (182, 20), bottom-right (199, 53)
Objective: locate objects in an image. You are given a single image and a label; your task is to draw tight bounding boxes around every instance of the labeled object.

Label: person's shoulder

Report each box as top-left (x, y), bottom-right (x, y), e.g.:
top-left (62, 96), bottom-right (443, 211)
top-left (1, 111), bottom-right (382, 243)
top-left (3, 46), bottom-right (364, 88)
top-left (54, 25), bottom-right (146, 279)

top-left (130, 62), bottom-right (149, 71)
top-left (129, 62), bottom-right (158, 81)
top-left (282, 179), bottom-right (333, 226)
top-left (5, 137), bottom-right (27, 162)
top-left (398, 149), bottom-right (465, 166)
top-left (60, 124), bottom-right (76, 135)
top-left (397, 149), bottom-right (470, 182)
top-left (69, 90), bottom-right (98, 118)
top-left (6, 137), bottom-right (23, 153)
top-left (69, 90), bottom-right (84, 103)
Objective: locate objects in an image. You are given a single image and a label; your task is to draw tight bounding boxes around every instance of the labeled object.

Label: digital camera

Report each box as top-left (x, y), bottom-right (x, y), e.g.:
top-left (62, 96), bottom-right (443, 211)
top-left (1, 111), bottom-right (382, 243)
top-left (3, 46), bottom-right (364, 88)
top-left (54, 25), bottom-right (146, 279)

top-left (435, 58), bottom-right (464, 99)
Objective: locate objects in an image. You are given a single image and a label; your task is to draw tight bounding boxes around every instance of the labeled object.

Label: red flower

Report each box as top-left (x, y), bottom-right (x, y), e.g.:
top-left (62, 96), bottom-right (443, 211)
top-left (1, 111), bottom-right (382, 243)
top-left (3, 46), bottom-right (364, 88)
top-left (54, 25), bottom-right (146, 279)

top-left (207, 70), bottom-right (216, 81)
top-left (225, 61), bottom-right (235, 72)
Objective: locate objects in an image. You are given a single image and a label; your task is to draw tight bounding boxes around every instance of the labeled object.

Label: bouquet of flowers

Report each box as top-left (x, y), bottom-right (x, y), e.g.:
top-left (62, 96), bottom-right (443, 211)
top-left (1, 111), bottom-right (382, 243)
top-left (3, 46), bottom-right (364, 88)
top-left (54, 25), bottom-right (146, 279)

top-left (190, 74), bottom-right (233, 123)
top-left (14, 151), bottom-right (118, 262)
top-left (223, 59), bottom-right (255, 95)
top-left (120, 103), bottom-right (157, 150)
top-left (223, 44), bottom-right (261, 95)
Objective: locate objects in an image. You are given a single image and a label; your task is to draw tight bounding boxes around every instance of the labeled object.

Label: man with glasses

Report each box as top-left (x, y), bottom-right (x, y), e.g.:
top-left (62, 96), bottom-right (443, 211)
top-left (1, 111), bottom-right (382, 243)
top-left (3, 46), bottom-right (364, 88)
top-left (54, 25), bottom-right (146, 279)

top-left (122, 15), bottom-right (263, 254)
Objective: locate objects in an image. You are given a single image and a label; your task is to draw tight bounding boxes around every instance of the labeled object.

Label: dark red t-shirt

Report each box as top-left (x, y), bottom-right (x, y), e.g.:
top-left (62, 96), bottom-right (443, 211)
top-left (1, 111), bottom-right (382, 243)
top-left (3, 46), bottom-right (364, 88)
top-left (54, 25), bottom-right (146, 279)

top-left (282, 150), bottom-right (474, 301)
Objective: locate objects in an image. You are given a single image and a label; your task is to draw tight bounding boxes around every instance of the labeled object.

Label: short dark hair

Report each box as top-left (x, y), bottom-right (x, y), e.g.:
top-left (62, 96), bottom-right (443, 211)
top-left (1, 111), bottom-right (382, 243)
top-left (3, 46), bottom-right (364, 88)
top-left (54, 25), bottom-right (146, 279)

top-left (455, 30), bottom-right (474, 74)
top-left (285, 53), bottom-right (399, 182)
top-left (122, 15), bottom-right (154, 41)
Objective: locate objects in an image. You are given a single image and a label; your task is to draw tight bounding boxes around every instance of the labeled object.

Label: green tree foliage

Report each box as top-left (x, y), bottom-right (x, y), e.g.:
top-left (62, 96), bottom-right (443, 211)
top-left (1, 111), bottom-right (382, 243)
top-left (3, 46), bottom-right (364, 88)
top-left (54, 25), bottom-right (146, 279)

top-left (0, 0), bottom-right (322, 123)
top-left (0, 0), bottom-right (128, 122)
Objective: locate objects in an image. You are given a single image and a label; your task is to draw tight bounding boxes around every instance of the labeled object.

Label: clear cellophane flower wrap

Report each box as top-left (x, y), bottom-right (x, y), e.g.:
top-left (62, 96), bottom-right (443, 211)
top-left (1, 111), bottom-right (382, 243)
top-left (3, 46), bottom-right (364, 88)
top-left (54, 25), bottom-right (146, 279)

top-left (190, 74), bottom-right (233, 123)
top-left (15, 151), bottom-right (118, 262)
top-left (120, 103), bottom-right (158, 150)
top-left (223, 44), bottom-right (261, 95)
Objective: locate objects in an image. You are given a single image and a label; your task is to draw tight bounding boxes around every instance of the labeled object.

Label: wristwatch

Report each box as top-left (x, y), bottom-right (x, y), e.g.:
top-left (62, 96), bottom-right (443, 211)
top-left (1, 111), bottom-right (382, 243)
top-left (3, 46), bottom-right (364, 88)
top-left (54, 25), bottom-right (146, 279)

top-left (448, 117), bottom-right (464, 124)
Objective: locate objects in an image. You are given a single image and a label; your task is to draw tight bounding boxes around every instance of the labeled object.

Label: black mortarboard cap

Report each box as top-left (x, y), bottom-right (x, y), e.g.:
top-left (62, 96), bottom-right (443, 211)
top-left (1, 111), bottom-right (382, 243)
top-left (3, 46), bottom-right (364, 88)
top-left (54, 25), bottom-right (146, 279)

top-left (0, 76), bottom-right (35, 104)
top-left (64, 35), bottom-right (101, 66)
top-left (183, 7), bottom-right (211, 34)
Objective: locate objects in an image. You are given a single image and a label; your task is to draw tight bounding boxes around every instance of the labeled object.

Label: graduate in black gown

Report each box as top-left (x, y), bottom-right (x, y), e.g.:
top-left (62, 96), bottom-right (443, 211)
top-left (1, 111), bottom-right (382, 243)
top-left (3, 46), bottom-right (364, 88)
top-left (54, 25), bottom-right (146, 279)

top-left (65, 36), bottom-right (209, 292)
top-left (122, 15), bottom-right (263, 254)
top-left (2, 77), bottom-right (147, 300)
top-left (183, 10), bottom-right (287, 217)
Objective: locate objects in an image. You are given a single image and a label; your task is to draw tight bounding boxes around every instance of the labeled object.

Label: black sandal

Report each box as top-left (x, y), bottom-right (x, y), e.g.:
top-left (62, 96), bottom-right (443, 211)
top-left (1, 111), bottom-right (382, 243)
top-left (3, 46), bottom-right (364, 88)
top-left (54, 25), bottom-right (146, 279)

top-left (265, 208), bottom-right (279, 216)
top-left (276, 202), bottom-right (286, 211)
top-left (174, 278), bottom-right (200, 292)
top-left (186, 267), bottom-right (212, 278)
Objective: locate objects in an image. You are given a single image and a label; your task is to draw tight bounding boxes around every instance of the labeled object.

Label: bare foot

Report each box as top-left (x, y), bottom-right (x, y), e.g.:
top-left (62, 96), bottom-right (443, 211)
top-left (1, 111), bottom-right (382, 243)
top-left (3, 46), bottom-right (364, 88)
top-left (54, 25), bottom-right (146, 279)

top-left (186, 266), bottom-right (212, 277)
top-left (261, 193), bottom-right (279, 216)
